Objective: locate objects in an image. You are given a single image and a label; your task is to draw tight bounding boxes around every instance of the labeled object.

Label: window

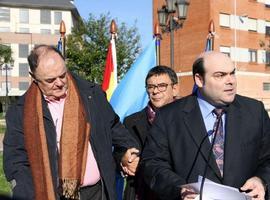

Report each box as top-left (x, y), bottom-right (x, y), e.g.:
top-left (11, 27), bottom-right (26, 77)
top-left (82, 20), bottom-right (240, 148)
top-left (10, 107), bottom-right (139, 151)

top-left (1, 82), bottom-right (11, 91)
top-left (19, 44), bottom-right (29, 58)
top-left (40, 10), bottom-right (51, 24)
top-left (0, 27), bottom-right (10, 32)
top-left (40, 29), bottom-right (51, 34)
top-left (266, 51), bottom-right (270, 65)
top-left (249, 49), bottom-right (257, 62)
top-left (266, 26), bottom-right (270, 36)
top-left (19, 28), bottom-right (29, 33)
top-left (54, 29), bottom-right (60, 35)
top-left (0, 7), bottom-right (10, 22)
top-left (248, 18), bottom-right (257, 32)
top-left (263, 83), bottom-right (270, 91)
top-left (220, 46), bottom-right (231, 57)
top-left (54, 11), bottom-right (62, 25)
top-left (19, 63), bottom-right (29, 77)
top-left (219, 13), bottom-right (230, 27)
top-left (19, 82), bottom-right (29, 90)
top-left (266, 0), bottom-right (270, 7)
top-left (20, 9), bottom-right (29, 23)
top-left (1, 65), bottom-right (11, 76)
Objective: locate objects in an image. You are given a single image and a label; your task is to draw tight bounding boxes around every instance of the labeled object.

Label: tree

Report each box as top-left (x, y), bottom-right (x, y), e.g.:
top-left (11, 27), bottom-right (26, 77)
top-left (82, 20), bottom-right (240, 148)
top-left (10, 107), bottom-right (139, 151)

top-left (66, 13), bottom-right (141, 83)
top-left (0, 43), bottom-right (13, 66)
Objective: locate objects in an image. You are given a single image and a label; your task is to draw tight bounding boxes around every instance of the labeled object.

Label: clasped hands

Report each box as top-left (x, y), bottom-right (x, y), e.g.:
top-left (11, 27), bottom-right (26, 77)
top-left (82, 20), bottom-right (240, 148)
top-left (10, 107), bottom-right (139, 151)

top-left (121, 147), bottom-right (140, 176)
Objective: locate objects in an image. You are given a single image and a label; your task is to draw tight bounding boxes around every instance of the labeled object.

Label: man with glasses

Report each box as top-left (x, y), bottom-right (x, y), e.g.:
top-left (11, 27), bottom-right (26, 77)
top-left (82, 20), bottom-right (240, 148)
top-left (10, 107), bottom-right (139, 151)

top-left (3, 45), bottom-right (139, 200)
top-left (118, 65), bottom-right (179, 200)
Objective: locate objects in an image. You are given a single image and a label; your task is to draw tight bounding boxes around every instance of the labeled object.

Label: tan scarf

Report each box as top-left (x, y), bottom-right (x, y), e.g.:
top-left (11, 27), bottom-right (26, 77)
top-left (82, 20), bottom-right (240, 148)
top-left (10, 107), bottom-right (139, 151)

top-left (24, 72), bottom-right (90, 200)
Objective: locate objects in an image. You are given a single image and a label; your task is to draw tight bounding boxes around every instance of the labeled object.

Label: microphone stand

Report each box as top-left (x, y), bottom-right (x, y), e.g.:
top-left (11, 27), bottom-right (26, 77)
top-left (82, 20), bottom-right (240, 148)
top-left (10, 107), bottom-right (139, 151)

top-left (186, 131), bottom-right (212, 183)
top-left (199, 114), bottom-right (223, 200)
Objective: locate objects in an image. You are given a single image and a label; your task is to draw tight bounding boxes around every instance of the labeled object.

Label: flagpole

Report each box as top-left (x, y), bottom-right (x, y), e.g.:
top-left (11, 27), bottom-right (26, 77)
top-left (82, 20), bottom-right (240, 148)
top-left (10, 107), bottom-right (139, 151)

top-left (110, 20), bottom-right (117, 85)
top-left (208, 20), bottom-right (215, 51)
top-left (59, 20), bottom-right (66, 58)
top-left (154, 23), bottom-right (161, 66)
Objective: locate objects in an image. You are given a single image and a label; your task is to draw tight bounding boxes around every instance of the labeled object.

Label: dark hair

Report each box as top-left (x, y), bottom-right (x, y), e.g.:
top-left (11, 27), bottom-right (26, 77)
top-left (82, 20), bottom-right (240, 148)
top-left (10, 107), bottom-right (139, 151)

top-left (192, 57), bottom-right (205, 81)
top-left (27, 44), bottom-right (64, 73)
top-left (145, 65), bottom-right (178, 86)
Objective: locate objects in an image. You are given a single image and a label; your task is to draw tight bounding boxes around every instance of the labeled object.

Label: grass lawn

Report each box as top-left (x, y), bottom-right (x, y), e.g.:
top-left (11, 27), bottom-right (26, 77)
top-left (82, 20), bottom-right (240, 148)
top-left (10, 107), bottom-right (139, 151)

top-left (0, 153), bottom-right (11, 196)
top-left (0, 112), bottom-right (5, 134)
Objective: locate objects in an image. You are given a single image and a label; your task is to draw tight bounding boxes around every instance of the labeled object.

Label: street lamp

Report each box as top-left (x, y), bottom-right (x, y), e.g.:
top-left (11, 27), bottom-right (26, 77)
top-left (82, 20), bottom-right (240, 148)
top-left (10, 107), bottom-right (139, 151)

top-left (157, 0), bottom-right (190, 69)
top-left (1, 61), bottom-right (13, 114)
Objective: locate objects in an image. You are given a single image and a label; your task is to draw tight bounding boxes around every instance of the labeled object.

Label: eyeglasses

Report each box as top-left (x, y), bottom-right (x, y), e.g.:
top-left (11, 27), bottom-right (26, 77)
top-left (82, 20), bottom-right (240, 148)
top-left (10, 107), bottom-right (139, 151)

top-left (146, 83), bottom-right (174, 92)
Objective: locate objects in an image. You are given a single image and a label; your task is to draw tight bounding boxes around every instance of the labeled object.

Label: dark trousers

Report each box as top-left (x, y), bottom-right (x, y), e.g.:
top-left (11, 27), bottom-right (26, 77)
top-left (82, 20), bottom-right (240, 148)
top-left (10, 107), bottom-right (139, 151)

top-left (80, 180), bottom-right (107, 200)
top-left (60, 180), bottom-right (107, 200)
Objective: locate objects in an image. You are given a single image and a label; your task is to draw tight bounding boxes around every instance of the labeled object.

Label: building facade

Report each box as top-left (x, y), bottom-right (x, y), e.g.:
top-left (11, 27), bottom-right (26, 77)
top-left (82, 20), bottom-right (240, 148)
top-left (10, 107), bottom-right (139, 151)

top-left (0, 0), bottom-right (80, 111)
top-left (153, 0), bottom-right (270, 112)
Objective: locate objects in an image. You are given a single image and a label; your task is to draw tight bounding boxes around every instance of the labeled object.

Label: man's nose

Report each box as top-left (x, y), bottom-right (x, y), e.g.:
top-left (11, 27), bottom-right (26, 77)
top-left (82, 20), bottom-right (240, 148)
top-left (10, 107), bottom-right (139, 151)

top-left (55, 78), bottom-right (64, 86)
top-left (153, 86), bottom-right (160, 93)
top-left (225, 74), bottom-right (236, 84)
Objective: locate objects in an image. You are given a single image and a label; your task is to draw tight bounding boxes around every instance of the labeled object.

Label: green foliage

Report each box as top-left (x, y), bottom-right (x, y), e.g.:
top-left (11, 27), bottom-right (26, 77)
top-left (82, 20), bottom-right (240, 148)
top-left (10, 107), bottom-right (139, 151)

top-left (0, 44), bottom-right (13, 66)
top-left (66, 13), bottom-right (141, 83)
top-left (0, 153), bottom-right (11, 195)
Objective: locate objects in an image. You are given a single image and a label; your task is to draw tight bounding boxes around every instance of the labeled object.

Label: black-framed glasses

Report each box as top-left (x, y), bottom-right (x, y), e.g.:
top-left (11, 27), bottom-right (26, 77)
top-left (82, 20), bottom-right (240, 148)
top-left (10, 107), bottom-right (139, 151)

top-left (146, 83), bottom-right (174, 92)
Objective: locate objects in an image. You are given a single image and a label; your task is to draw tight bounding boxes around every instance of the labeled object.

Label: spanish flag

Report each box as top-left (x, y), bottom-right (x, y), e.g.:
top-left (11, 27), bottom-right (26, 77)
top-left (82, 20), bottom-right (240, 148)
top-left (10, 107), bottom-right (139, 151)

top-left (102, 36), bottom-right (117, 100)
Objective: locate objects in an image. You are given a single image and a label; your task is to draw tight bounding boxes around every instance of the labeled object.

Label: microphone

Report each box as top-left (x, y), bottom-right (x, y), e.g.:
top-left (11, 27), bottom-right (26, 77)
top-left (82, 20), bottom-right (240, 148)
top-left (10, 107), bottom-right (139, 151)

top-left (199, 109), bottom-right (225, 200)
top-left (185, 130), bottom-right (213, 183)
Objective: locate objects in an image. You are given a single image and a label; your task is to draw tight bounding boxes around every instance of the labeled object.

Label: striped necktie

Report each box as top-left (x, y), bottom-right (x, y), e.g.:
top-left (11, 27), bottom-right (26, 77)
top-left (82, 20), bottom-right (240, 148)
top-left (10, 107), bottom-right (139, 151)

top-left (212, 108), bottom-right (225, 176)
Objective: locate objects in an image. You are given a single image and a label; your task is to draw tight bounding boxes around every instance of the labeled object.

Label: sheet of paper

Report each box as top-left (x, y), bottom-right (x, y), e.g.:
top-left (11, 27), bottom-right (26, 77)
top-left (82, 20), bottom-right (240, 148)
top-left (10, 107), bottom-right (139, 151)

top-left (181, 176), bottom-right (251, 200)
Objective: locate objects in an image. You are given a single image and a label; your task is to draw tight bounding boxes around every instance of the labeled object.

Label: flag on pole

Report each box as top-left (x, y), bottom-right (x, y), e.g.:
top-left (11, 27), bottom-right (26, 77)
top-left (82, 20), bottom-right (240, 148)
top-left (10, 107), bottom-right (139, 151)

top-left (205, 35), bottom-right (213, 51)
top-left (57, 38), bottom-right (63, 53)
top-left (102, 36), bottom-right (117, 100)
top-left (110, 39), bottom-right (156, 122)
top-left (192, 21), bottom-right (215, 93)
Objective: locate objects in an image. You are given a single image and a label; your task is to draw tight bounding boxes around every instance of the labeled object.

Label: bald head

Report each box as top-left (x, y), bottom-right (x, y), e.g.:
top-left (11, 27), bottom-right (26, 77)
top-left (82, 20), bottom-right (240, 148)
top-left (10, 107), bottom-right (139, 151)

top-left (28, 45), bottom-right (64, 74)
top-left (192, 51), bottom-right (233, 80)
top-left (193, 51), bottom-right (237, 106)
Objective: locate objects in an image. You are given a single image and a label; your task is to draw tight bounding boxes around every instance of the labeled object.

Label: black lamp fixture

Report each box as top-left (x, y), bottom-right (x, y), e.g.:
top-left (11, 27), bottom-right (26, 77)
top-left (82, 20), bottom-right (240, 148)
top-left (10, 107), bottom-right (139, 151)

top-left (157, 0), bottom-right (190, 69)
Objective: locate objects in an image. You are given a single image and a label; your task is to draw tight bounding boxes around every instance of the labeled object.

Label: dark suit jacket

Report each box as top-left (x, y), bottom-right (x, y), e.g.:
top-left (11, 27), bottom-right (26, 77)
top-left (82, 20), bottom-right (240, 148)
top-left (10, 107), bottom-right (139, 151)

top-left (142, 94), bottom-right (270, 200)
top-left (124, 108), bottom-right (150, 150)
top-left (3, 73), bottom-right (138, 200)
top-left (122, 108), bottom-right (158, 200)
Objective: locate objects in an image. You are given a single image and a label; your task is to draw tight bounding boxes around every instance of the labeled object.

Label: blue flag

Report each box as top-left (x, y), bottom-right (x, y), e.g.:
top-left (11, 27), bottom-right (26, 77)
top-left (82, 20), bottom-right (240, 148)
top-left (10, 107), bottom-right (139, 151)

top-left (110, 39), bottom-right (156, 122)
top-left (205, 37), bottom-right (213, 52)
top-left (57, 38), bottom-right (62, 53)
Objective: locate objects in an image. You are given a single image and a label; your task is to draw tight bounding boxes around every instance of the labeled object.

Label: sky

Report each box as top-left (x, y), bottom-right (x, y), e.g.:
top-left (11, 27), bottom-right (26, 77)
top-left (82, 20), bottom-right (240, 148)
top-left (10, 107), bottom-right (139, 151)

top-left (74, 0), bottom-right (153, 48)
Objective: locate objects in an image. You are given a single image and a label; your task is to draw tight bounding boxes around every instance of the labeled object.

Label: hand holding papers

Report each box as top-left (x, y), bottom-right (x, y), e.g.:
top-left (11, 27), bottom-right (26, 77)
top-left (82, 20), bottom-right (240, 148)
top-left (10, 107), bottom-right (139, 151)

top-left (181, 176), bottom-right (251, 200)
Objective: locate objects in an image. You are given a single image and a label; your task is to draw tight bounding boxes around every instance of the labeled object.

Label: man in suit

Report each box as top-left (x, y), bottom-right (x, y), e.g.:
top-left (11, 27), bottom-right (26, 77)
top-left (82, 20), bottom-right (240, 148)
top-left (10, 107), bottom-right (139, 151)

top-left (142, 51), bottom-right (270, 200)
top-left (3, 45), bottom-right (139, 200)
top-left (120, 66), bottom-right (179, 200)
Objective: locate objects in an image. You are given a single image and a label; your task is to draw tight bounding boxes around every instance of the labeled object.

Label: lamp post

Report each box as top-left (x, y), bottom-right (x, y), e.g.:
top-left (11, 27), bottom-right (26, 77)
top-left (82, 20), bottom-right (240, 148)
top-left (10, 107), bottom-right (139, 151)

top-left (157, 0), bottom-right (189, 69)
top-left (1, 62), bottom-right (13, 115)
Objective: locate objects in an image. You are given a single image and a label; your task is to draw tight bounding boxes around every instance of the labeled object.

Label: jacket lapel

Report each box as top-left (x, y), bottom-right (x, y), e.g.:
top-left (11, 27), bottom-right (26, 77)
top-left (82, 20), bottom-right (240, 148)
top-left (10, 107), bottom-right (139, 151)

top-left (223, 98), bottom-right (242, 185)
top-left (183, 96), bottom-right (222, 181)
top-left (132, 109), bottom-right (150, 145)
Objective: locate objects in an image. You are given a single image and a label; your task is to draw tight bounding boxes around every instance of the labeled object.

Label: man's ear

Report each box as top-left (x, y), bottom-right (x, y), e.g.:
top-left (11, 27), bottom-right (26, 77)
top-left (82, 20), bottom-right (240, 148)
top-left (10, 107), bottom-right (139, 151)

top-left (29, 72), bottom-right (37, 82)
top-left (172, 83), bottom-right (179, 98)
top-left (194, 73), bottom-right (204, 88)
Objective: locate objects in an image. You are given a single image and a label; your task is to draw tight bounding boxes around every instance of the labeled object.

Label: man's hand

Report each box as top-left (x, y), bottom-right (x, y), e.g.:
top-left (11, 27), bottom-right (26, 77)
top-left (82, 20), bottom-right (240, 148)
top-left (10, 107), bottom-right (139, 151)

top-left (121, 148), bottom-right (140, 176)
top-left (180, 187), bottom-right (198, 200)
top-left (240, 176), bottom-right (266, 200)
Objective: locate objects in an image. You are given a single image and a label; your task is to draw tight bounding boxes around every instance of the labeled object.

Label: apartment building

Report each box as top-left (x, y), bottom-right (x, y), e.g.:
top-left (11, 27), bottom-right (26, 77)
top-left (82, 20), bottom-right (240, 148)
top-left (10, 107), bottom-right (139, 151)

top-left (153, 0), bottom-right (270, 111)
top-left (0, 0), bottom-right (80, 110)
